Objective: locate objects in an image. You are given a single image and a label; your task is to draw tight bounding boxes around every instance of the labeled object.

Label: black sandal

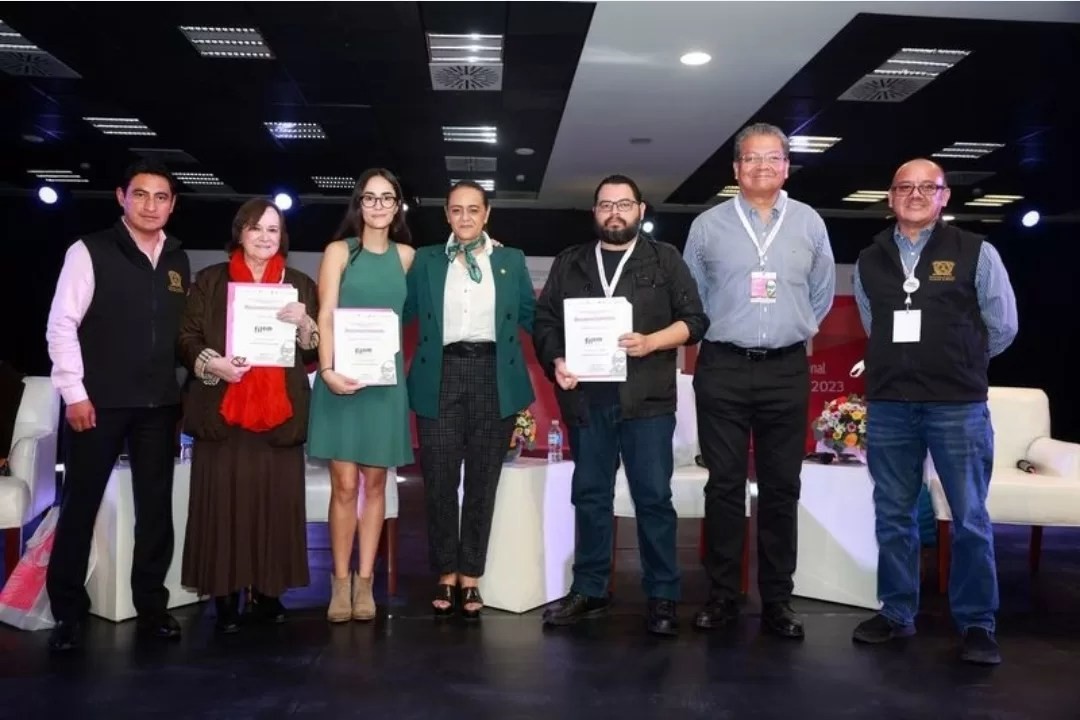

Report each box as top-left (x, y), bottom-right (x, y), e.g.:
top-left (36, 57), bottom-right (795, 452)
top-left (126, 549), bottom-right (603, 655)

top-left (433, 583), bottom-right (457, 618)
top-left (461, 587), bottom-right (483, 622)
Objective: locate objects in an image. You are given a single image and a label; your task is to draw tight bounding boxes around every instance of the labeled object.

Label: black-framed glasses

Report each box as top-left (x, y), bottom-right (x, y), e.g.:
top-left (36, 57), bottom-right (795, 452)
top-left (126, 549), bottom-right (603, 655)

top-left (359, 194), bottom-right (398, 208)
top-left (891, 182), bottom-right (946, 196)
top-left (596, 199), bottom-right (638, 213)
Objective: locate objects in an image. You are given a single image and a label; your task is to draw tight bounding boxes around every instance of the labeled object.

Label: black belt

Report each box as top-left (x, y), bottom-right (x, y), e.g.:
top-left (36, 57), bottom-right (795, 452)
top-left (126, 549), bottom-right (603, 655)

top-left (709, 340), bottom-right (804, 361)
top-left (443, 341), bottom-right (496, 357)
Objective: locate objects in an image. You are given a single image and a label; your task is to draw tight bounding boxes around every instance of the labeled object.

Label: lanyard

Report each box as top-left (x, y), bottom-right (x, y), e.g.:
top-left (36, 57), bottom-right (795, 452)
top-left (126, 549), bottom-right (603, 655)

top-left (595, 240), bottom-right (636, 298)
top-left (733, 190), bottom-right (789, 267)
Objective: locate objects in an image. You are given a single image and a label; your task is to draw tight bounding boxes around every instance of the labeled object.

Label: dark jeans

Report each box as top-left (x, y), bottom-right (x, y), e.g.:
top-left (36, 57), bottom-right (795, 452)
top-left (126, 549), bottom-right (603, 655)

top-left (568, 403), bottom-right (679, 601)
top-left (867, 400), bottom-right (998, 632)
top-left (46, 405), bottom-right (179, 622)
top-left (694, 341), bottom-right (809, 604)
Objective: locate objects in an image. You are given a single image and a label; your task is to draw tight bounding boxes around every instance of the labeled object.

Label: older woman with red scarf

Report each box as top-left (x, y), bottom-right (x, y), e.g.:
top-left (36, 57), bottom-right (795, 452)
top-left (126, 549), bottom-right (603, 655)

top-left (178, 198), bottom-right (319, 634)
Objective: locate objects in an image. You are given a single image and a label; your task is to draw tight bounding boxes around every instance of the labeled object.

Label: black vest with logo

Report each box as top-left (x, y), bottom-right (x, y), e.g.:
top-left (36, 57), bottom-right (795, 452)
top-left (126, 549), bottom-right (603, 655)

top-left (859, 222), bottom-right (988, 403)
top-left (77, 221), bottom-right (190, 409)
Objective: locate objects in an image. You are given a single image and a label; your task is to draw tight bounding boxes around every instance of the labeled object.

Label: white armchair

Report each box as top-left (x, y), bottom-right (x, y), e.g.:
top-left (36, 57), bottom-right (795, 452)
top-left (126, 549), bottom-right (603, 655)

top-left (1, 377), bottom-right (60, 576)
top-left (927, 387), bottom-right (1080, 592)
top-left (612, 371), bottom-right (751, 594)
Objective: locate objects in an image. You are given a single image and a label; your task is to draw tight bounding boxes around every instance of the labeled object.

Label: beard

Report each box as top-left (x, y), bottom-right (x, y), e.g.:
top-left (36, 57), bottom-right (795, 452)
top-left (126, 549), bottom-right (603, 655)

top-left (595, 216), bottom-right (640, 246)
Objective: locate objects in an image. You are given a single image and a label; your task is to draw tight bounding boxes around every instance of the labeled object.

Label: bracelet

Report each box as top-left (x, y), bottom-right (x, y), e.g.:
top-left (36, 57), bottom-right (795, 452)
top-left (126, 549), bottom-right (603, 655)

top-left (318, 367), bottom-right (332, 376)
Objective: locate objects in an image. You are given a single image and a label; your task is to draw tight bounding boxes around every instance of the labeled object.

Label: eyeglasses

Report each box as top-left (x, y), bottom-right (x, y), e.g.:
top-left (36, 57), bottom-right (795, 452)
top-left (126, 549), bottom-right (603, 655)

top-left (359, 194), bottom-right (398, 208)
top-left (891, 182), bottom-right (946, 196)
top-left (596, 199), bottom-right (638, 213)
top-left (739, 153), bottom-right (787, 165)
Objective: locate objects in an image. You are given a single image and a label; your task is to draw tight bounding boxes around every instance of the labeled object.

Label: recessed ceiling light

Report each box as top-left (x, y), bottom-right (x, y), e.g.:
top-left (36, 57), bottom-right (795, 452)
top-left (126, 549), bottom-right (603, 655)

top-left (964, 194), bottom-right (1023, 208)
top-left (179, 25), bottom-right (273, 59)
top-left (514, 147), bottom-right (534, 156)
top-left (27, 169), bottom-right (88, 183)
top-left (312, 175), bottom-right (356, 190)
top-left (426, 33), bottom-right (503, 64)
top-left (21, 133), bottom-right (43, 143)
top-left (265, 121), bottom-right (325, 140)
top-left (446, 156), bottom-right (497, 172)
top-left (789, 135), bottom-right (841, 153)
top-left (843, 190), bottom-right (889, 203)
top-left (680, 51), bottom-right (711, 66)
top-left (0, 20), bottom-right (81, 78)
top-left (84, 117), bottom-right (156, 137)
top-left (932, 141), bottom-right (1005, 160)
top-left (443, 125), bottom-right (497, 144)
top-left (450, 178), bottom-right (495, 192)
top-left (716, 185), bottom-right (739, 197)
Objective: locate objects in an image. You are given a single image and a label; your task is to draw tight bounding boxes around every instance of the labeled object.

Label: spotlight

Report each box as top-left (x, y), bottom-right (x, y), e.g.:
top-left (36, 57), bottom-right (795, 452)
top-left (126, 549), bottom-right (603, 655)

top-left (38, 186), bottom-right (58, 205)
top-left (1021, 210), bottom-right (1039, 228)
top-left (273, 192), bottom-right (293, 211)
top-left (642, 220), bottom-right (655, 233)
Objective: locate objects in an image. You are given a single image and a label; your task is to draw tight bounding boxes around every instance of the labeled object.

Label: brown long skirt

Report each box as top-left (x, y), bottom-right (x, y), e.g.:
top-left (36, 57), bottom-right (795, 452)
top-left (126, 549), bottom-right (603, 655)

top-left (181, 427), bottom-right (309, 598)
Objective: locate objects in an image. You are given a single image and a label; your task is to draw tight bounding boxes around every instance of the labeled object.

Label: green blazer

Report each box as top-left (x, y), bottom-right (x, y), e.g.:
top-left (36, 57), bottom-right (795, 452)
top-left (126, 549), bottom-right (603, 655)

top-left (404, 243), bottom-right (536, 419)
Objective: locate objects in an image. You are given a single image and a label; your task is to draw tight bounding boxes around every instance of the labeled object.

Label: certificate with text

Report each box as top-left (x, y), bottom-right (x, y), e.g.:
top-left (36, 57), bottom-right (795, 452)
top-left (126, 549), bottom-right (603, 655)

top-left (333, 308), bottom-right (400, 386)
top-left (564, 297), bottom-right (633, 382)
top-left (225, 283), bottom-right (299, 367)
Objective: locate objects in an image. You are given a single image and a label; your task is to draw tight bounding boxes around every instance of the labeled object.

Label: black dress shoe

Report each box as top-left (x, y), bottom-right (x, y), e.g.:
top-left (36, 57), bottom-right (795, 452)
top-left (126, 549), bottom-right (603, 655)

top-left (48, 619), bottom-right (85, 653)
top-left (215, 593), bottom-right (242, 634)
top-left (542, 591), bottom-right (610, 627)
top-left (646, 598), bottom-right (678, 636)
top-left (960, 627), bottom-right (1002, 666)
top-left (693, 597), bottom-right (739, 631)
top-left (136, 612), bottom-right (182, 640)
top-left (852, 613), bottom-right (916, 644)
top-left (245, 591), bottom-right (287, 624)
top-left (761, 602), bottom-right (804, 639)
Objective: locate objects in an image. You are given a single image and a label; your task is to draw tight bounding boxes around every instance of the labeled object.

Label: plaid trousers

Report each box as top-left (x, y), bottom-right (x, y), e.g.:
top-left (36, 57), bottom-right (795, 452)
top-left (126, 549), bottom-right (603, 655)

top-left (416, 352), bottom-right (515, 576)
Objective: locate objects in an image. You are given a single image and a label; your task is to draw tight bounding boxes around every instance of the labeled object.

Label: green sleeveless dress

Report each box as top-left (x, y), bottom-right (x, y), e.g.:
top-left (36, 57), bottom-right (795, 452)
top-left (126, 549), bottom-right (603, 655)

top-left (307, 239), bottom-right (413, 467)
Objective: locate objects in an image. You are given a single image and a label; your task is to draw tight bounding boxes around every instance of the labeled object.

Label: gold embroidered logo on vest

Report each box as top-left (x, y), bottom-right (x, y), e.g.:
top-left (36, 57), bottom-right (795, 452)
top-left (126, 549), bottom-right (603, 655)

top-left (167, 270), bottom-right (185, 293)
top-left (929, 261), bottom-right (956, 281)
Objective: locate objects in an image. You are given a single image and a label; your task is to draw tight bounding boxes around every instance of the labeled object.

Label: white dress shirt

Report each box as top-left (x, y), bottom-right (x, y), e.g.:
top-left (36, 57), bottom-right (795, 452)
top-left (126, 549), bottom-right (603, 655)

top-left (442, 234), bottom-right (496, 344)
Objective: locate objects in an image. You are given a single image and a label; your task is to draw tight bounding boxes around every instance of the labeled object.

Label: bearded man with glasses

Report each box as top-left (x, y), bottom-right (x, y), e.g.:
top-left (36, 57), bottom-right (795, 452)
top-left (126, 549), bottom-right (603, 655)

top-left (683, 123), bottom-right (836, 639)
top-left (851, 159), bottom-right (1017, 665)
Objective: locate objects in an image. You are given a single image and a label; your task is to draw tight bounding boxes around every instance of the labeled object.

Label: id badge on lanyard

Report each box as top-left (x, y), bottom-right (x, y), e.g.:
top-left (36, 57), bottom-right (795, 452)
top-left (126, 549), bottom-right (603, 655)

top-left (734, 191), bottom-right (788, 304)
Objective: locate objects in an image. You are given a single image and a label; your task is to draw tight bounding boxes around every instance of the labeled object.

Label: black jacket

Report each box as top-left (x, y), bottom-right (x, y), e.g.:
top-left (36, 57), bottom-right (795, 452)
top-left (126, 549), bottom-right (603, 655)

top-left (533, 237), bottom-right (708, 426)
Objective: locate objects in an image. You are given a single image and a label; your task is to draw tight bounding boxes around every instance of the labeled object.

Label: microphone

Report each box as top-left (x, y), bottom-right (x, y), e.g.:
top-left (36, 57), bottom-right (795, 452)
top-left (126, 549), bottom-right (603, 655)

top-left (1017, 459), bottom-right (1037, 474)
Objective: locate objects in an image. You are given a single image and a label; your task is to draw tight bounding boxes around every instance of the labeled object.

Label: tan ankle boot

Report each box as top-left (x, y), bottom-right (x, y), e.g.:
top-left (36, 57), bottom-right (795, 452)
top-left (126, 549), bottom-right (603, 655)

top-left (352, 573), bottom-right (376, 621)
top-left (327, 574), bottom-right (352, 623)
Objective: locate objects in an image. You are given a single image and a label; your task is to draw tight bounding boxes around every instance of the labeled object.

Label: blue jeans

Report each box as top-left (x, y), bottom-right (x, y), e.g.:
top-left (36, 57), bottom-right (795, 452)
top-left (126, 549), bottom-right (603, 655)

top-left (568, 404), bottom-right (679, 601)
top-left (867, 401), bottom-right (998, 632)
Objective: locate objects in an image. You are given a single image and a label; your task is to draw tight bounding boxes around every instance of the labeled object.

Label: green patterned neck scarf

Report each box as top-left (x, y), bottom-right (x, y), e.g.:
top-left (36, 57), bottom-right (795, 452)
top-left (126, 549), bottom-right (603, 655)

top-left (445, 232), bottom-right (487, 283)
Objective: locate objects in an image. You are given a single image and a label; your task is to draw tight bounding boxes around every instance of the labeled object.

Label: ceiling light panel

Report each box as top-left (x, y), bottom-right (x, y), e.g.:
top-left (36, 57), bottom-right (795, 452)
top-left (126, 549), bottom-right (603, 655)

top-left (716, 185), bottom-right (739, 197)
top-left (443, 125), bottom-right (497, 144)
top-left (426, 33), bottom-right (503, 64)
top-left (173, 171), bottom-right (224, 186)
top-left (932, 141), bottom-right (1005, 160)
top-left (265, 121), bottom-right (325, 140)
top-left (179, 26), bottom-right (273, 59)
top-left (789, 135), bottom-right (841, 153)
top-left (839, 47), bottom-right (970, 103)
top-left (451, 178), bottom-right (495, 192)
top-left (0, 19), bottom-right (81, 78)
top-left (445, 156), bottom-right (497, 173)
top-left (84, 116), bottom-right (156, 136)
top-left (27, 169), bottom-right (88, 183)
top-left (843, 190), bottom-right (889, 203)
top-left (312, 175), bottom-right (356, 190)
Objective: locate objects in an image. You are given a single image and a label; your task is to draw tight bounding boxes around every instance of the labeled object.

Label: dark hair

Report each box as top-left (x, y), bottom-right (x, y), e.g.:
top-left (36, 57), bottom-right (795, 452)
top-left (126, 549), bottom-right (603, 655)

top-left (592, 174), bottom-right (642, 205)
top-left (446, 180), bottom-right (490, 208)
top-left (733, 122), bottom-right (790, 161)
top-left (334, 168), bottom-right (412, 264)
top-left (120, 158), bottom-right (178, 196)
top-left (226, 198), bottom-right (289, 256)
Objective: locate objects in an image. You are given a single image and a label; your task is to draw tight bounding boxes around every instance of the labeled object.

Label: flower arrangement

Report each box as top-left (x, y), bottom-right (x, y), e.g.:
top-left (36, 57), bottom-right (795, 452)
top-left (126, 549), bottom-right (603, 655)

top-left (813, 394), bottom-right (867, 456)
top-left (511, 408), bottom-right (537, 450)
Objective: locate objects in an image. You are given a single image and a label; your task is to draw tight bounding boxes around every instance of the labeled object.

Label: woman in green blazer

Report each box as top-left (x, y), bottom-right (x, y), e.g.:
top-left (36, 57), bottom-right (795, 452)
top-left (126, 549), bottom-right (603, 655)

top-left (404, 180), bottom-right (535, 620)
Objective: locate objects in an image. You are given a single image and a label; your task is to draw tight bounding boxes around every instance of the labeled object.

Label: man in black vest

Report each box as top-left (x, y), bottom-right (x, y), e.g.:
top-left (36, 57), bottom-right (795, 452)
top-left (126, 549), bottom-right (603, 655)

top-left (850, 159), bottom-right (1018, 665)
top-left (44, 160), bottom-right (190, 652)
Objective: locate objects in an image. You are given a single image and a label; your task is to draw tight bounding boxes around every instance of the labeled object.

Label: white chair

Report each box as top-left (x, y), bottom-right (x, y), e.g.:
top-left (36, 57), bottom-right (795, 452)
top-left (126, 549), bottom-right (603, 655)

top-left (1, 377), bottom-right (60, 577)
top-left (927, 387), bottom-right (1080, 592)
top-left (304, 372), bottom-right (401, 595)
top-left (612, 371), bottom-right (752, 594)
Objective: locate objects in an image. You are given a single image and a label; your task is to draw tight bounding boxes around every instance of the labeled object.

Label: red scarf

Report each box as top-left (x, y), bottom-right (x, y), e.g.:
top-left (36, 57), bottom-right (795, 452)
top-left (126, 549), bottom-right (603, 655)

top-left (219, 251), bottom-right (294, 432)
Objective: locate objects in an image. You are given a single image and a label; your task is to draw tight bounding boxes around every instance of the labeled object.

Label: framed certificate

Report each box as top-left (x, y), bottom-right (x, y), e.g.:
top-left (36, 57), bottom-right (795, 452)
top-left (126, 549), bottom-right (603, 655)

top-left (225, 283), bottom-right (299, 367)
top-left (333, 308), bottom-right (400, 386)
top-left (564, 297), bottom-right (633, 382)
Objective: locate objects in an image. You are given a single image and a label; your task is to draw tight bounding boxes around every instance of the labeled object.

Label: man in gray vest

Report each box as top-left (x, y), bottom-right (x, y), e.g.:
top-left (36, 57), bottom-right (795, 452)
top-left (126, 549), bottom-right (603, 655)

top-left (851, 158), bottom-right (1018, 665)
top-left (45, 160), bottom-right (190, 652)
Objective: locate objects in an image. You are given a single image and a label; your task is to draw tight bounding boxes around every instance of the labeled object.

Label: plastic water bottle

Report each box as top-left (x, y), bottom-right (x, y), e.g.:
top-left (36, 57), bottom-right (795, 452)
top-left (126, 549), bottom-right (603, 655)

top-left (179, 433), bottom-right (194, 463)
top-left (547, 420), bottom-right (563, 463)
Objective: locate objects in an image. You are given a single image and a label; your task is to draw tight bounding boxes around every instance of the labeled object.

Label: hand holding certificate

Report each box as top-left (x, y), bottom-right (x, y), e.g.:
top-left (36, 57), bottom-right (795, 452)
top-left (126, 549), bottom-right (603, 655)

top-left (333, 308), bottom-right (400, 386)
top-left (226, 283), bottom-right (300, 367)
top-left (564, 297), bottom-right (633, 382)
